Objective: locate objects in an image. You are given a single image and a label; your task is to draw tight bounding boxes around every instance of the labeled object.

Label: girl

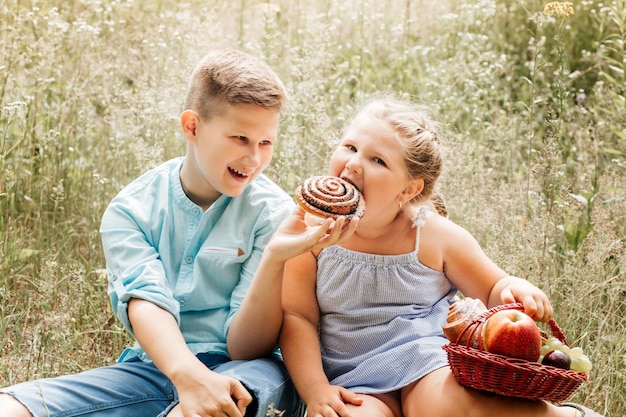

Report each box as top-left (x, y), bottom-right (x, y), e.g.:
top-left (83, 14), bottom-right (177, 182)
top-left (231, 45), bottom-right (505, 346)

top-left (280, 97), bottom-right (603, 417)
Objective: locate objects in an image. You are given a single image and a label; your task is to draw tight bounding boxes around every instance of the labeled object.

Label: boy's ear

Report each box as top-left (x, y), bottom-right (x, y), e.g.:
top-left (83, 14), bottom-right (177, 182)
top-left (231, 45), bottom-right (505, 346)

top-left (180, 110), bottom-right (199, 140)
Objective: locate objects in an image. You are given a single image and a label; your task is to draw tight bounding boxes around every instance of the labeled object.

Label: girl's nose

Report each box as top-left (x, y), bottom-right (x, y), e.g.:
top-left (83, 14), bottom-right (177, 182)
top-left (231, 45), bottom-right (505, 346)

top-left (345, 158), bottom-right (362, 175)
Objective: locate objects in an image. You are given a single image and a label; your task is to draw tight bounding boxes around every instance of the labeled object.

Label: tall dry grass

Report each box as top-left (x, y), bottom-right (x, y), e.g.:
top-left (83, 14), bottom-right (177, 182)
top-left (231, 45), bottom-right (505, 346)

top-left (1, 0), bottom-right (624, 414)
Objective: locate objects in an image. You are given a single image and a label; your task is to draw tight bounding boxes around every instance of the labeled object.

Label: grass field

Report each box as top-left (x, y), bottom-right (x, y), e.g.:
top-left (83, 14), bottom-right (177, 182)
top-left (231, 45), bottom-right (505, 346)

top-left (1, 0), bottom-right (624, 415)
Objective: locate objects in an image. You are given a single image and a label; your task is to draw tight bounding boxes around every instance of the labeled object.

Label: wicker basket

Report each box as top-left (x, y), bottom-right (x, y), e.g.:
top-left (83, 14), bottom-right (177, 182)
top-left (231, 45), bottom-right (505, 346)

top-left (442, 303), bottom-right (589, 403)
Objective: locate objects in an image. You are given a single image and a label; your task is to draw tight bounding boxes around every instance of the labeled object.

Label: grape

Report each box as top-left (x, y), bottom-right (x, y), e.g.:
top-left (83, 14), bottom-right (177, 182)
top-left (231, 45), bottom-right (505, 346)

top-left (569, 352), bottom-right (593, 372)
top-left (569, 348), bottom-right (593, 372)
top-left (540, 337), bottom-right (593, 373)
top-left (569, 346), bottom-right (584, 359)
top-left (546, 337), bottom-right (564, 351)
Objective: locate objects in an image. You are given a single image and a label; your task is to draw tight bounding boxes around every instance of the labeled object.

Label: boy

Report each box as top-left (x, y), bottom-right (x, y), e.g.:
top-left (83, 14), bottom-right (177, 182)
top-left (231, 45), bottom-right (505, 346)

top-left (0, 48), bottom-right (356, 417)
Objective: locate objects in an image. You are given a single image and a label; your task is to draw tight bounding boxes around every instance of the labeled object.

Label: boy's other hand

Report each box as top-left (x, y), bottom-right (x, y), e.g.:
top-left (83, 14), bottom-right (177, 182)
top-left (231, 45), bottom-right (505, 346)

top-left (176, 370), bottom-right (252, 417)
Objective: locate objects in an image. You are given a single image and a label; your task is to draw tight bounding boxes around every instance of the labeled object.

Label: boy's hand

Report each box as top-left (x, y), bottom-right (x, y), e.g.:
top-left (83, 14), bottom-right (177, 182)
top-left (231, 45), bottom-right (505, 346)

top-left (176, 369), bottom-right (252, 417)
top-left (304, 384), bottom-right (363, 417)
top-left (268, 206), bottom-right (359, 262)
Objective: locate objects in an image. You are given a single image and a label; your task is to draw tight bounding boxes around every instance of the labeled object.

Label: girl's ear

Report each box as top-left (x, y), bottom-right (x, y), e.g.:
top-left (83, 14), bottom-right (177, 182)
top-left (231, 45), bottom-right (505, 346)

top-left (180, 110), bottom-right (199, 141)
top-left (401, 178), bottom-right (424, 203)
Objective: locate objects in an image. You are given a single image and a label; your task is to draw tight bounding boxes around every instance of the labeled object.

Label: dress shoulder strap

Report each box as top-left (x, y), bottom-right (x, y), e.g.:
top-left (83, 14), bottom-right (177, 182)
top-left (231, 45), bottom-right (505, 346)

top-left (411, 207), bottom-right (429, 254)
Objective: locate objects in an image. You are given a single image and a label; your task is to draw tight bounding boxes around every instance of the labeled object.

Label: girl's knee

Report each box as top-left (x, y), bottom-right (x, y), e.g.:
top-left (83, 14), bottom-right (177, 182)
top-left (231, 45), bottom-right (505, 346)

top-left (348, 394), bottom-right (399, 417)
top-left (401, 368), bottom-right (467, 417)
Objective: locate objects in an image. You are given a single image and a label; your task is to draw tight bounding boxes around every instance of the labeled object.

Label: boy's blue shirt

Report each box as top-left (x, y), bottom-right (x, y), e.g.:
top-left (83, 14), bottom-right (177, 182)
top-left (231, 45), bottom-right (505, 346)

top-left (100, 157), bottom-right (295, 363)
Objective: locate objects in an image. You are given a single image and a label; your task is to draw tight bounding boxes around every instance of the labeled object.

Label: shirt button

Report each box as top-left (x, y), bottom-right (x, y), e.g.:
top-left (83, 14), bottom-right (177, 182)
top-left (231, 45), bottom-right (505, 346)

top-left (186, 256), bottom-right (193, 264)
top-left (179, 300), bottom-right (186, 307)
top-left (193, 208), bottom-right (200, 215)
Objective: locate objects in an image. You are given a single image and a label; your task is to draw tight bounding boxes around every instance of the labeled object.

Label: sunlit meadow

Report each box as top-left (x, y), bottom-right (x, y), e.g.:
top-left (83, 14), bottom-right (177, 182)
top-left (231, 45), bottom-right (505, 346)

top-left (1, 0), bottom-right (624, 415)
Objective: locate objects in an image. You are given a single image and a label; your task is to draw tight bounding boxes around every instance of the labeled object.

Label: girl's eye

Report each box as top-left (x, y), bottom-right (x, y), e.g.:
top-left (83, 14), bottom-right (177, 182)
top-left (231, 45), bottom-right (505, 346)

top-left (347, 144), bottom-right (357, 152)
top-left (237, 136), bottom-right (247, 141)
top-left (261, 140), bottom-right (273, 146)
top-left (374, 157), bottom-right (387, 167)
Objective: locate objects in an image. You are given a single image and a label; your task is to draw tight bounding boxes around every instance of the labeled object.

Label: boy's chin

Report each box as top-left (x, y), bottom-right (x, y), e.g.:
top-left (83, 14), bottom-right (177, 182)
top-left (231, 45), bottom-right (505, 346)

top-left (222, 182), bottom-right (251, 198)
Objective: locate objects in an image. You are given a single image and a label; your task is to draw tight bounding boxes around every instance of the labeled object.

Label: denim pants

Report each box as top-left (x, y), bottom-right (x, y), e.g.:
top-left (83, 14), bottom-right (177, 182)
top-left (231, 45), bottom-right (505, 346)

top-left (1, 353), bottom-right (304, 417)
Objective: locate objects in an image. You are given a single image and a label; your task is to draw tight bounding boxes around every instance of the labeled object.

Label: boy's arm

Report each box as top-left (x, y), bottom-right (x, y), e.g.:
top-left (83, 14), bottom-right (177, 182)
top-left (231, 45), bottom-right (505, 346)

top-left (101, 196), bottom-right (181, 337)
top-left (227, 206), bottom-right (358, 360)
top-left (128, 298), bottom-right (251, 417)
top-left (101, 175), bottom-right (251, 417)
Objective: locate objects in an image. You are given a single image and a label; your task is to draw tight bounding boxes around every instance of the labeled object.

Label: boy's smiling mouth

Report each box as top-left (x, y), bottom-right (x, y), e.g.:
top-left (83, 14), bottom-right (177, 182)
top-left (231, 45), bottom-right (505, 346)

top-left (229, 167), bottom-right (252, 179)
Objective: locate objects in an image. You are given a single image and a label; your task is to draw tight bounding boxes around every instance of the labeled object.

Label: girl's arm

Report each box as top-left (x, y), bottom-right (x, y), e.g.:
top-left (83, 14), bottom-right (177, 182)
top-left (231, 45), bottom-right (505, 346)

top-left (280, 251), bottom-right (327, 400)
top-left (437, 216), bottom-right (553, 322)
top-left (280, 251), bottom-right (363, 416)
top-left (487, 275), bottom-right (553, 322)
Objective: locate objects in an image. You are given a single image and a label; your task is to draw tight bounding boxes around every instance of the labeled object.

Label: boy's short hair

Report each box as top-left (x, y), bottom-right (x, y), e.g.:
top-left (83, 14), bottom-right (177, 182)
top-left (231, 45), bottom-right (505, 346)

top-left (184, 49), bottom-right (287, 121)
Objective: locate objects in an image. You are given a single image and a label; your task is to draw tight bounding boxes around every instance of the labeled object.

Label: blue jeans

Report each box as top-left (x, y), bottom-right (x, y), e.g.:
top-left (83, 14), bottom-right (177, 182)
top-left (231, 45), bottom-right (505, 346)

top-left (1, 353), bottom-right (304, 417)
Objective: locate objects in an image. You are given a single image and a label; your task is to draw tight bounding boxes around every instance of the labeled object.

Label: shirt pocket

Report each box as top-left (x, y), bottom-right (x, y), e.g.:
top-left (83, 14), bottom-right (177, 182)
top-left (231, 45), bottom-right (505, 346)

top-left (202, 246), bottom-right (246, 257)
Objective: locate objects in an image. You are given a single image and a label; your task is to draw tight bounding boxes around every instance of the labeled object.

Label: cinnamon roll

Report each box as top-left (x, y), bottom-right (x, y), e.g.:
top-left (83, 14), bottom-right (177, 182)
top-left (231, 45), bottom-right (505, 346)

top-left (295, 176), bottom-right (365, 220)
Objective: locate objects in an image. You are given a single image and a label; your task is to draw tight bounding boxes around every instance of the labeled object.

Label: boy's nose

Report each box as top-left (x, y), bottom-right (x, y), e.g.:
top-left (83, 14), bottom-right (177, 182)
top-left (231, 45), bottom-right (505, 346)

top-left (244, 147), bottom-right (261, 168)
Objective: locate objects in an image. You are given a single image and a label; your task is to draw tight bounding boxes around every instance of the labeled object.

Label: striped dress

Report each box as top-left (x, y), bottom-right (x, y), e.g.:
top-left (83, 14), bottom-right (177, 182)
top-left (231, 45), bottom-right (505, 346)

top-left (316, 212), bottom-right (458, 393)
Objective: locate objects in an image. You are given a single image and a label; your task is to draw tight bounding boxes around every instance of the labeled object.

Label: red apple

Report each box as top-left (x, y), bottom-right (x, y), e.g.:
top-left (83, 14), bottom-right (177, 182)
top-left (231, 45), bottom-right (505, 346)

top-left (482, 309), bottom-right (542, 361)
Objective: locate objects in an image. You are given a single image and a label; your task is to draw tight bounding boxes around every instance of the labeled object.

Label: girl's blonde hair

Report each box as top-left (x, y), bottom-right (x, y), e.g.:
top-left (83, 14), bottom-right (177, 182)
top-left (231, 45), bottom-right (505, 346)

top-left (352, 97), bottom-right (447, 217)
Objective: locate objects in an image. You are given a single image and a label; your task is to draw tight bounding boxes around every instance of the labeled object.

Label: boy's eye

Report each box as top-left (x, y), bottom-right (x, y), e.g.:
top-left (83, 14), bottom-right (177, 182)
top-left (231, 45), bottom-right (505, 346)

top-left (261, 139), bottom-right (273, 146)
top-left (347, 145), bottom-right (357, 152)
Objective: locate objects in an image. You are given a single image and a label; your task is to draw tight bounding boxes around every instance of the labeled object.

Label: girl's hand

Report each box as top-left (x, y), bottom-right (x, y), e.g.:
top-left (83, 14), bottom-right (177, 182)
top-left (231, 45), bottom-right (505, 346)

top-left (305, 384), bottom-right (364, 417)
top-left (268, 206), bottom-right (359, 262)
top-left (497, 276), bottom-right (553, 322)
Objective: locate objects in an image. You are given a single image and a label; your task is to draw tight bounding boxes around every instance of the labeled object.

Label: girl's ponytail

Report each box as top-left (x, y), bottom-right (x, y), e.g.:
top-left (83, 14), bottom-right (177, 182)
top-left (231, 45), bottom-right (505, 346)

top-left (431, 192), bottom-right (448, 218)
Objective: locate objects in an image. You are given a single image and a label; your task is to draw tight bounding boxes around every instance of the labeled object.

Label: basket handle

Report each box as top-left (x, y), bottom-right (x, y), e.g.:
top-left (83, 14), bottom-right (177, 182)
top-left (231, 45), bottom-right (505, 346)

top-left (454, 303), bottom-right (569, 348)
top-left (547, 318), bottom-right (568, 346)
top-left (454, 303), bottom-right (523, 347)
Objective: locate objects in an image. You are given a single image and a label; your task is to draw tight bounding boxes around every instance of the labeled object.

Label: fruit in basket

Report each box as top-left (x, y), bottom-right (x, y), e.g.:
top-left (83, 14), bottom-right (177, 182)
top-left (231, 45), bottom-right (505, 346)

top-left (482, 309), bottom-right (542, 361)
top-left (539, 338), bottom-right (593, 372)
top-left (569, 346), bottom-right (593, 372)
top-left (541, 349), bottom-right (571, 369)
top-left (571, 354), bottom-right (593, 373)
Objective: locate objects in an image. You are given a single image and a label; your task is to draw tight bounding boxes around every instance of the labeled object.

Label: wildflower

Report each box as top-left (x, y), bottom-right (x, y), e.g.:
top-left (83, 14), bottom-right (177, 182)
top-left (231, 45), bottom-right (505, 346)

top-left (543, 2), bottom-right (574, 17)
